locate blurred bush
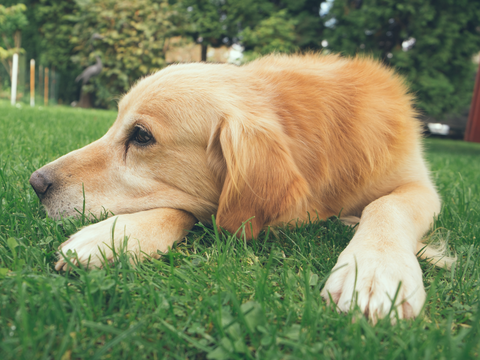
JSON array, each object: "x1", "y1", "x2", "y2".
[
  {"x1": 67, "y1": 0, "x2": 174, "y2": 108},
  {"x1": 36, "y1": 0, "x2": 82, "y2": 105},
  {"x1": 4, "y1": 0, "x2": 478, "y2": 115},
  {"x1": 0, "y1": 4, "x2": 28, "y2": 78},
  {"x1": 321, "y1": 0, "x2": 480, "y2": 117},
  {"x1": 177, "y1": 0, "x2": 279, "y2": 61},
  {"x1": 240, "y1": 9, "x2": 298, "y2": 61}
]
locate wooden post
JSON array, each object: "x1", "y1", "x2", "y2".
[
  {"x1": 44, "y1": 67, "x2": 49, "y2": 106},
  {"x1": 30, "y1": 59, "x2": 35, "y2": 106},
  {"x1": 52, "y1": 67, "x2": 56, "y2": 104},
  {"x1": 465, "y1": 63, "x2": 480, "y2": 143},
  {"x1": 11, "y1": 53, "x2": 19, "y2": 105},
  {"x1": 39, "y1": 65, "x2": 43, "y2": 101}
]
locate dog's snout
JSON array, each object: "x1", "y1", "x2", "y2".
[{"x1": 29, "y1": 170, "x2": 53, "y2": 198}]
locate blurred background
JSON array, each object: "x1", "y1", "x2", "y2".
[{"x1": 1, "y1": 0, "x2": 479, "y2": 137}]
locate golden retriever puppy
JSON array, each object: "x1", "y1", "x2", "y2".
[{"x1": 30, "y1": 54, "x2": 451, "y2": 322}]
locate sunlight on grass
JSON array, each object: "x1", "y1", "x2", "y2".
[{"x1": 1, "y1": 101, "x2": 479, "y2": 359}]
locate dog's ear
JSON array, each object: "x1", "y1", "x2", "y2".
[{"x1": 207, "y1": 116, "x2": 310, "y2": 239}]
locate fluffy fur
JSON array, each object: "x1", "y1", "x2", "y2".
[{"x1": 30, "y1": 54, "x2": 453, "y2": 322}]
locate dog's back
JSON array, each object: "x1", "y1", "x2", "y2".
[{"x1": 241, "y1": 54, "x2": 425, "y2": 221}]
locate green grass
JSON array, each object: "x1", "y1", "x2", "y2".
[{"x1": 1, "y1": 100, "x2": 479, "y2": 359}]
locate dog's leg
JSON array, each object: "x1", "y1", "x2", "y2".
[
  {"x1": 321, "y1": 181, "x2": 441, "y2": 322},
  {"x1": 55, "y1": 208, "x2": 196, "y2": 270}
]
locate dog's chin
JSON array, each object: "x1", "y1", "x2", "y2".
[
  {"x1": 42, "y1": 197, "x2": 108, "y2": 221},
  {"x1": 42, "y1": 207, "x2": 79, "y2": 220},
  {"x1": 46, "y1": 207, "x2": 114, "y2": 221}
]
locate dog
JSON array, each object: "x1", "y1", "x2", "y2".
[{"x1": 30, "y1": 54, "x2": 452, "y2": 322}]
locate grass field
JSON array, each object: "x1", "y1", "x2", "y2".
[{"x1": 1, "y1": 100, "x2": 479, "y2": 359}]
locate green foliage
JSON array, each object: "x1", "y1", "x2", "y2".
[
  {"x1": 241, "y1": 10, "x2": 298, "y2": 61},
  {"x1": 178, "y1": 0, "x2": 323, "y2": 60},
  {"x1": 178, "y1": 0, "x2": 274, "y2": 48},
  {"x1": 237, "y1": 0, "x2": 326, "y2": 61},
  {"x1": 0, "y1": 3, "x2": 28, "y2": 77},
  {"x1": 0, "y1": 3, "x2": 27, "y2": 36},
  {"x1": 274, "y1": 0, "x2": 324, "y2": 50},
  {"x1": 1, "y1": 102, "x2": 480, "y2": 359},
  {"x1": 36, "y1": 0, "x2": 81, "y2": 104},
  {"x1": 67, "y1": 0, "x2": 174, "y2": 108},
  {"x1": 6, "y1": 0, "x2": 479, "y2": 114},
  {"x1": 322, "y1": 0, "x2": 480, "y2": 117}
]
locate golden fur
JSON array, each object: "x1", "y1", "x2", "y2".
[{"x1": 30, "y1": 54, "x2": 452, "y2": 322}]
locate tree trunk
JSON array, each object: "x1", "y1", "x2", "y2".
[
  {"x1": 465, "y1": 63, "x2": 480, "y2": 143},
  {"x1": 201, "y1": 43, "x2": 208, "y2": 62}
]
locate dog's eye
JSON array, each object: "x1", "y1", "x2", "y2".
[{"x1": 132, "y1": 126, "x2": 154, "y2": 146}]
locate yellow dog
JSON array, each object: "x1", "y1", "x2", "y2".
[{"x1": 30, "y1": 54, "x2": 451, "y2": 322}]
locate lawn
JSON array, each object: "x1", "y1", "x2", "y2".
[{"x1": 1, "y1": 100, "x2": 479, "y2": 359}]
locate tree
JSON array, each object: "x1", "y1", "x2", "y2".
[
  {"x1": 0, "y1": 4, "x2": 28, "y2": 78},
  {"x1": 240, "y1": 9, "x2": 298, "y2": 61},
  {"x1": 322, "y1": 0, "x2": 480, "y2": 117},
  {"x1": 0, "y1": 0, "x2": 82, "y2": 104},
  {"x1": 68, "y1": 0, "x2": 175, "y2": 108},
  {"x1": 178, "y1": 0, "x2": 275, "y2": 61},
  {"x1": 177, "y1": 0, "x2": 326, "y2": 61},
  {"x1": 274, "y1": 0, "x2": 324, "y2": 50},
  {"x1": 36, "y1": 0, "x2": 81, "y2": 104}
]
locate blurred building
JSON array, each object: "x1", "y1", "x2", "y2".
[{"x1": 165, "y1": 37, "x2": 243, "y2": 64}]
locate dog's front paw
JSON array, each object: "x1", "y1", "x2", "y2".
[
  {"x1": 320, "y1": 244, "x2": 426, "y2": 323},
  {"x1": 55, "y1": 216, "x2": 125, "y2": 270},
  {"x1": 54, "y1": 208, "x2": 196, "y2": 271}
]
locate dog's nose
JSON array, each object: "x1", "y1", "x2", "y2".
[{"x1": 29, "y1": 170, "x2": 53, "y2": 198}]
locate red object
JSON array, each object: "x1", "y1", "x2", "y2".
[{"x1": 465, "y1": 63, "x2": 480, "y2": 143}]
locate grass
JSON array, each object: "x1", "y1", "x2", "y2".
[{"x1": 0, "y1": 100, "x2": 479, "y2": 359}]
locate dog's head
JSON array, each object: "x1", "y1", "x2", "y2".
[{"x1": 30, "y1": 62, "x2": 309, "y2": 238}]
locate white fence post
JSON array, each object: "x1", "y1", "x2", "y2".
[
  {"x1": 30, "y1": 59, "x2": 35, "y2": 107},
  {"x1": 11, "y1": 53, "x2": 19, "y2": 106}
]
